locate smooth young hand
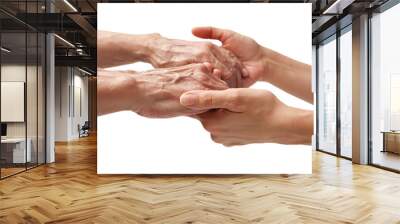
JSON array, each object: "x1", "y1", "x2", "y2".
[
  {"x1": 192, "y1": 27, "x2": 313, "y2": 103},
  {"x1": 180, "y1": 88, "x2": 313, "y2": 146},
  {"x1": 192, "y1": 27, "x2": 265, "y2": 87}
]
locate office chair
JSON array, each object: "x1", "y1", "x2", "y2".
[{"x1": 79, "y1": 121, "x2": 90, "y2": 138}]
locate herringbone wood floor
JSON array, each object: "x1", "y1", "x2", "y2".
[{"x1": 1, "y1": 135, "x2": 400, "y2": 224}]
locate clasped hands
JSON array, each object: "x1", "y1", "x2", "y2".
[{"x1": 98, "y1": 27, "x2": 313, "y2": 146}]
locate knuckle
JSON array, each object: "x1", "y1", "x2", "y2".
[
  {"x1": 196, "y1": 63, "x2": 208, "y2": 73},
  {"x1": 229, "y1": 90, "x2": 241, "y2": 102},
  {"x1": 216, "y1": 81, "x2": 229, "y2": 90},
  {"x1": 200, "y1": 94, "x2": 213, "y2": 107},
  {"x1": 227, "y1": 90, "x2": 243, "y2": 108},
  {"x1": 157, "y1": 60, "x2": 169, "y2": 68},
  {"x1": 261, "y1": 90, "x2": 276, "y2": 104},
  {"x1": 262, "y1": 90, "x2": 273, "y2": 98},
  {"x1": 197, "y1": 73, "x2": 208, "y2": 82}
]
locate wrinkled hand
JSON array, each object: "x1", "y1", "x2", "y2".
[
  {"x1": 148, "y1": 35, "x2": 245, "y2": 88},
  {"x1": 192, "y1": 27, "x2": 265, "y2": 87},
  {"x1": 180, "y1": 88, "x2": 313, "y2": 146},
  {"x1": 136, "y1": 63, "x2": 229, "y2": 118}
]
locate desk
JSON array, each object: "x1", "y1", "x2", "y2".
[
  {"x1": 382, "y1": 131, "x2": 400, "y2": 154},
  {"x1": 1, "y1": 138, "x2": 31, "y2": 163}
]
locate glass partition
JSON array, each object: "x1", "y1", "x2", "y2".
[
  {"x1": 339, "y1": 28, "x2": 352, "y2": 158},
  {"x1": 0, "y1": 1, "x2": 46, "y2": 179},
  {"x1": 27, "y1": 31, "x2": 38, "y2": 169},
  {"x1": 1, "y1": 30, "x2": 28, "y2": 177},
  {"x1": 317, "y1": 36, "x2": 337, "y2": 154},
  {"x1": 26, "y1": 0, "x2": 42, "y2": 169},
  {"x1": 38, "y1": 32, "x2": 45, "y2": 165}
]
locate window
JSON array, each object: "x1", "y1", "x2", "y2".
[
  {"x1": 370, "y1": 2, "x2": 400, "y2": 171},
  {"x1": 339, "y1": 28, "x2": 352, "y2": 158},
  {"x1": 317, "y1": 36, "x2": 337, "y2": 154}
]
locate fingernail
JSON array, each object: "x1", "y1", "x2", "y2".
[
  {"x1": 242, "y1": 68, "x2": 249, "y2": 78},
  {"x1": 181, "y1": 93, "x2": 198, "y2": 106}
]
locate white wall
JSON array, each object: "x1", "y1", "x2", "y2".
[
  {"x1": 55, "y1": 67, "x2": 89, "y2": 141},
  {"x1": 55, "y1": 66, "x2": 70, "y2": 141},
  {"x1": 1, "y1": 65, "x2": 37, "y2": 138}
]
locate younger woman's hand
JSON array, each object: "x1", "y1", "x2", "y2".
[{"x1": 180, "y1": 88, "x2": 313, "y2": 146}]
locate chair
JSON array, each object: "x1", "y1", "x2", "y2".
[{"x1": 79, "y1": 121, "x2": 90, "y2": 138}]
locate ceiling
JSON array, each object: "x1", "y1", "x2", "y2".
[{"x1": 0, "y1": 0, "x2": 393, "y2": 72}]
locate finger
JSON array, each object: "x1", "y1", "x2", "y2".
[
  {"x1": 212, "y1": 68, "x2": 222, "y2": 79},
  {"x1": 242, "y1": 77, "x2": 255, "y2": 87},
  {"x1": 209, "y1": 48, "x2": 231, "y2": 80},
  {"x1": 234, "y1": 72, "x2": 242, "y2": 89},
  {"x1": 202, "y1": 62, "x2": 213, "y2": 73},
  {"x1": 180, "y1": 89, "x2": 244, "y2": 112},
  {"x1": 241, "y1": 68, "x2": 249, "y2": 78},
  {"x1": 209, "y1": 46, "x2": 246, "y2": 85},
  {"x1": 192, "y1": 26, "x2": 234, "y2": 44}
]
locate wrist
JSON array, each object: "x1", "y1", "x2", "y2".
[
  {"x1": 116, "y1": 73, "x2": 141, "y2": 112},
  {"x1": 259, "y1": 46, "x2": 277, "y2": 83},
  {"x1": 144, "y1": 33, "x2": 164, "y2": 66},
  {"x1": 282, "y1": 106, "x2": 314, "y2": 145},
  {"x1": 98, "y1": 71, "x2": 139, "y2": 115}
]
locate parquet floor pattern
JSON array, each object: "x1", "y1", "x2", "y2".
[{"x1": 1, "y1": 135, "x2": 400, "y2": 223}]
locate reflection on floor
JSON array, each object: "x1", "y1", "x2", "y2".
[
  {"x1": 0, "y1": 162, "x2": 42, "y2": 178},
  {"x1": 0, "y1": 135, "x2": 400, "y2": 223},
  {"x1": 373, "y1": 150, "x2": 400, "y2": 171},
  {"x1": 0, "y1": 167, "x2": 25, "y2": 178}
]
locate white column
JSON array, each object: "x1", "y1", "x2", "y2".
[
  {"x1": 46, "y1": 33, "x2": 55, "y2": 163},
  {"x1": 45, "y1": 0, "x2": 56, "y2": 163},
  {"x1": 352, "y1": 14, "x2": 369, "y2": 164}
]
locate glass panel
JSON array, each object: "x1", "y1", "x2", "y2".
[
  {"x1": 371, "y1": 3, "x2": 400, "y2": 171},
  {"x1": 0, "y1": 1, "x2": 46, "y2": 178},
  {"x1": 38, "y1": 32, "x2": 45, "y2": 165},
  {"x1": 26, "y1": 0, "x2": 38, "y2": 169},
  {"x1": 27, "y1": 31, "x2": 38, "y2": 169},
  {"x1": 318, "y1": 37, "x2": 337, "y2": 154},
  {"x1": 1, "y1": 30, "x2": 27, "y2": 177},
  {"x1": 340, "y1": 29, "x2": 352, "y2": 158}
]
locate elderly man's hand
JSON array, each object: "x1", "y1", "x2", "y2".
[
  {"x1": 147, "y1": 35, "x2": 245, "y2": 88},
  {"x1": 180, "y1": 88, "x2": 313, "y2": 146},
  {"x1": 98, "y1": 63, "x2": 229, "y2": 117},
  {"x1": 134, "y1": 63, "x2": 229, "y2": 118}
]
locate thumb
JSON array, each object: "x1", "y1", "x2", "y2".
[
  {"x1": 192, "y1": 26, "x2": 234, "y2": 44},
  {"x1": 180, "y1": 89, "x2": 244, "y2": 112}
]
